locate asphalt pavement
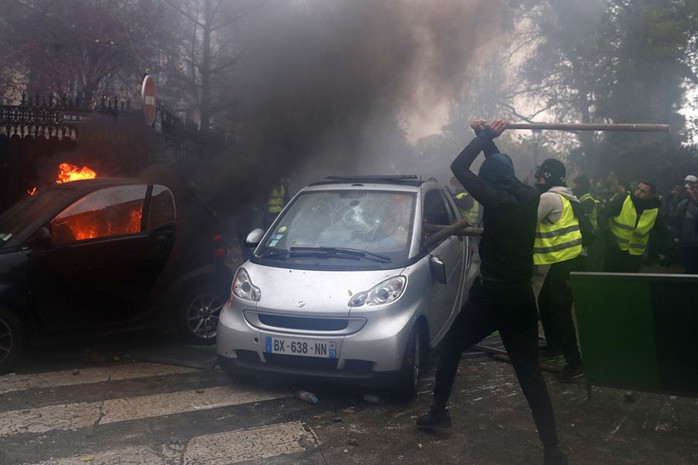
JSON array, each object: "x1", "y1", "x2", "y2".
[
  {"x1": 21, "y1": 327, "x2": 695, "y2": 465},
  {"x1": 14, "y1": 260, "x2": 696, "y2": 465}
]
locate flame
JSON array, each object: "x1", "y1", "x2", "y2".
[
  {"x1": 52, "y1": 200, "x2": 144, "y2": 244},
  {"x1": 57, "y1": 163, "x2": 97, "y2": 183}
]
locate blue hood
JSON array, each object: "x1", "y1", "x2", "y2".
[{"x1": 478, "y1": 153, "x2": 518, "y2": 190}]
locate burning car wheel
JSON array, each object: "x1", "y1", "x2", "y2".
[
  {"x1": 176, "y1": 287, "x2": 226, "y2": 345},
  {"x1": 0, "y1": 309, "x2": 24, "y2": 374}
]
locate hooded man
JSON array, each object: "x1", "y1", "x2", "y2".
[
  {"x1": 534, "y1": 159, "x2": 586, "y2": 381},
  {"x1": 416, "y1": 121, "x2": 569, "y2": 465},
  {"x1": 599, "y1": 181, "x2": 670, "y2": 272}
]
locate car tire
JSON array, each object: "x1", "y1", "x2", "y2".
[
  {"x1": 395, "y1": 324, "x2": 422, "y2": 400},
  {"x1": 0, "y1": 309, "x2": 25, "y2": 374},
  {"x1": 175, "y1": 286, "x2": 226, "y2": 345}
]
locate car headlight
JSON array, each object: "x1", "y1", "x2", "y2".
[
  {"x1": 231, "y1": 268, "x2": 261, "y2": 302},
  {"x1": 348, "y1": 276, "x2": 406, "y2": 307}
]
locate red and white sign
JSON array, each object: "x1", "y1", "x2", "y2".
[{"x1": 141, "y1": 75, "x2": 156, "y2": 126}]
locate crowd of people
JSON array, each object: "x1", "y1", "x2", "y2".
[{"x1": 418, "y1": 119, "x2": 698, "y2": 465}]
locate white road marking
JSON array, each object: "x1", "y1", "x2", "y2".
[
  {"x1": 183, "y1": 421, "x2": 316, "y2": 464},
  {"x1": 0, "y1": 385, "x2": 287, "y2": 437},
  {"x1": 20, "y1": 421, "x2": 316, "y2": 465},
  {"x1": 0, "y1": 363, "x2": 198, "y2": 394}
]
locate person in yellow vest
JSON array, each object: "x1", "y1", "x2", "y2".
[
  {"x1": 264, "y1": 178, "x2": 290, "y2": 229},
  {"x1": 599, "y1": 181, "x2": 670, "y2": 273},
  {"x1": 572, "y1": 175, "x2": 603, "y2": 271},
  {"x1": 534, "y1": 158, "x2": 586, "y2": 382},
  {"x1": 449, "y1": 177, "x2": 483, "y2": 225}
]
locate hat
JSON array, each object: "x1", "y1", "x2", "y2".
[
  {"x1": 535, "y1": 158, "x2": 566, "y2": 186},
  {"x1": 684, "y1": 174, "x2": 697, "y2": 184}
]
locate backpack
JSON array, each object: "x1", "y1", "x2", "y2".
[{"x1": 570, "y1": 200, "x2": 596, "y2": 247}]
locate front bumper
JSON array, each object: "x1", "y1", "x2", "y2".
[{"x1": 216, "y1": 297, "x2": 420, "y2": 387}]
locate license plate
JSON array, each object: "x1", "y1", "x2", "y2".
[{"x1": 265, "y1": 336, "x2": 337, "y2": 359}]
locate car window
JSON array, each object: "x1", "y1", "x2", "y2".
[
  {"x1": 261, "y1": 189, "x2": 415, "y2": 260},
  {"x1": 49, "y1": 185, "x2": 148, "y2": 245},
  {"x1": 440, "y1": 190, "x2": 459, "y2": 223},
  {"x1": 146, "y1": 185, "x2": 176, "y2": 231},
  {"x1": 422, "y1": 189, "x2": 458, "y2": 243},
  {"x1": 423, "y1": 190, "x2": 452, "y2": 227}
]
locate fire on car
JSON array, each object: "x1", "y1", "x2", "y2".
[{"x1": 0, "y1": 174, "x2": 232, "y2": 373}]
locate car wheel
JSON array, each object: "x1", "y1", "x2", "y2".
[
  {"x1": 395, "y1": 324, "x2": 422, "y2": 400},
  {"x1": 176, "y1": 287, "x2": 226, "y2": 345},
  {"x1": 0, "y1": 309, "x2": 24, "y2": 374}
]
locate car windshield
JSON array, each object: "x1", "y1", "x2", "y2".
[
  {"x1": 257, "y1": 189, "x2": 416, "y2": 269},
  {"x1": 0, "y1": 190, "x2": 70, "y2": 247}
]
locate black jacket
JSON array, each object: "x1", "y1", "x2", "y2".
[{"x1": 450, "y1": 135, "x2": 540, "y2": 282}]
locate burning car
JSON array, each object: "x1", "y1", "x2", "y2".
[
  {"x1": 216, "y1": 175, "x2": 479, "y2": 398},
  {"x1": 0, "y1": 177, "x2": 233, "y2": 373}
]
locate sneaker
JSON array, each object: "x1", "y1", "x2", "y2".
[
  {"x1": 543, "y1": 447, "x2": 569, "y2": 465},
  {"x1": 416, "y1": 405, "x2": 452, "y2": 430},
  {"x1": 556, "y1": 363, "x2": 584, "y2": 382}
]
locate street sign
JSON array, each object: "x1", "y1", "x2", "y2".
[{"x1": 141, "y1": 75, "x2": 156, "y2": 126}]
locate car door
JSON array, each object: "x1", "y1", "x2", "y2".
[
  {"x1": 422, "y1": 188, "x2": 468, "y2": 342},
  {"x1": 29, "y1": 184, "x2": 176, "y2": 333}
]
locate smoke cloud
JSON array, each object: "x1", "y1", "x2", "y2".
[{"x1": 195, "y1": 0, "x2": 505, "y2": 230}]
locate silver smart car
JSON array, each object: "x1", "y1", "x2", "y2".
[{"x1": 217, "y1": 175, "x2": 479, "y2": 397}]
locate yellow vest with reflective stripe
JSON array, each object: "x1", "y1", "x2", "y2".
[
  {"x1": 609, "y1": 194, "x2": 658, "y2": 256},
  {"x1": 578, "y1": 193, "x2": 600, "y2": 229},
  {"x1": 454, "y1": 192, "x2": 481, "y2": 224},
  {"x1": 267, "y1": 184, "x2": 286, "y2": 214},
  {"x1": 533, "y1": 195, "x2": 583, "y2": 265}
]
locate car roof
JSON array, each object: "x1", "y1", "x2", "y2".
[{"x1": 42, "y1": 177, "x2": 149, "y2": 193}]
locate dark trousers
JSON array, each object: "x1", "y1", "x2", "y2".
[
  {"x1": 603, "y1": 242, "x2": 642, "y2": 272},
  {"x1": 433, "y1": 279, "x2": 560, "y2": 448},
  {"x1": 538, "y1": 256, "x2": 585, "y2": 367}
]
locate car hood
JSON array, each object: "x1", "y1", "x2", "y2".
[{"x1": 241, "y1": 261, "x2": 407, "y2": 318}]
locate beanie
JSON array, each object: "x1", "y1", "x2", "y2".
[{"x1": 536, "y1": 158, "x2": 566, "y2": 186}]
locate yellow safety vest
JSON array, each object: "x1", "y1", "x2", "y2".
[
  {"x1": 267, "y1": 184, "x2": 286, "y2": 214},
  {"x1": 533, "y1": 195, "x2": 583, "y2": 265},
  {"x1": 609, "y1": 195, "x2": 658, "y2": 256},
  {"x1": 454, "y1": 192, "x2": 481, "y2": 224},
  {"x1": 578, "y1": 193, "x2": 600, "y2": 229}
]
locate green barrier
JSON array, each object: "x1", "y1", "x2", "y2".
[{"x1": 570, "y1": 272, "x2": 698, "y2": 397}]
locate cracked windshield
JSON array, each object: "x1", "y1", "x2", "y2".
[{"x1": 262, "y1": 190, "x2": 415, "y2": 261}]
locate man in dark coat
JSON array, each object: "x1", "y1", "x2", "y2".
[{"x1": 416, "y1": 120, "x2": 568, "y2": 465}]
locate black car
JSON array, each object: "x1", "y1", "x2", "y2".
[{"x1": 0, "y1": 178, "x2": 233, "y2": 373}]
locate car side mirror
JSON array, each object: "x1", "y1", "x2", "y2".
[
  {"x1": 430, "y1": 255, "x2": 447, "y2": 285},
  {"x1": 245, "y1": 228, "x2": 265, "y2": 248}
]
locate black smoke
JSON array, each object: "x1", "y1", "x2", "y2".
[{"x1": 200, "y1": 1, "x2": 504, "y2": 205}]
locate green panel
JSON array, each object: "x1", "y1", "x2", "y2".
[{"x1": 571, "y1": 273, "x2": 661, "y2": 389}]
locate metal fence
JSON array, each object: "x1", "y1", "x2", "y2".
[{"x1": 0, "y1": 92, "x2": 214, "y2": 211}]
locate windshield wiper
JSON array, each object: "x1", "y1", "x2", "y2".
[
  {"x1": 289, "y1": 246, "x2": 391, "y2": 263},
  {"x1": 256, "y1": 248, "x2": 291, "y2": 260}
]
